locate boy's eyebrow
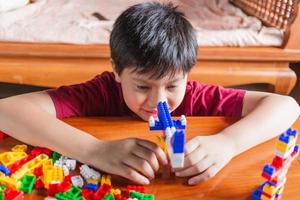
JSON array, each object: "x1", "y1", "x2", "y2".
[{"x1": 132, "y1": 77, "x2": 182, "y2": 84}]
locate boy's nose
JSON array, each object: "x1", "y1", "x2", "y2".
[{"x1": 148, "y1": 90, "x2": 167, "y2": 107}]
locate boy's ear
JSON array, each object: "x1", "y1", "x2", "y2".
[{"x1": 111, "y1": 59, "x2": 121, "y2": 82}]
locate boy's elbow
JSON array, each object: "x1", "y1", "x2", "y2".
[{"x1": 282, "y1": 95, "x2": 300, "y2": 116}]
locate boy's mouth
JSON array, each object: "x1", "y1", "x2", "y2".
[{"x1": 142, "y1": 109, "x2": 157, "y2": 115}]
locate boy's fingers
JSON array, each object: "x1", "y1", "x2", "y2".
[
  {"x1": 184, "y1": 138, "x2": 200, "y2": 155},
  {"x1": 187, "y1": 163, "x2": 220, "y2": 185},
  {"x1": 133, "y1": 145, "x2": 159, "y2": 172},
  {"x1": 175, "y1": 156, "x2": 212, "y2": 177},
  {"x1": 174, "y1": 146, "x2": 206, "y2": 172},
  {"x1": 137, "y1": 140, "x2": 168, "y2": 165},
  {"x1": 122, "y1": 154, "x2": 155, "y2": 180},
  {"x1": 119, "y1": 164, "x2": 150, "y2": 185}
]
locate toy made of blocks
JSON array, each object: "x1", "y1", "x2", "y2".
[
  {"x1": 93, "y1": 184, "x2": 112, "y2": 200},
  {"x1": 79, "y1": 165, "x2": 100, "y2": 181},
  {"x1": 275, "y1": 129, "x2": 298, "y2": 158},
  {"x1": 7, "y1": 154, "x2": 35, "y2": 174},
  {"x1": 43, "y1": 167, "x2": 63, "y2": 189},
  {"x1": 84, "y1": 183, "x2": 98, "y2": 192},
  {"x1": 11, "y1": 145, "x2": 28, "y2": 153},
  {"x1": 0, "y1": 165, "x2": 10, "y2": 176},
  {"x1": 149, "y1": 101, "x2": 186, "y2": 168},
  {"x1": 0, "y1": 152, "x2": 27, "y2": 166},
  {"x1": 71, "y1": 176, "x2": 84, "y2": 188},
  {"x1": 20, "y1": 174, "x2": 36, "y2": 193},
  {"x1": 0, "y1": 176, "x2": 20, "y2": 190},
  {"x1": 100, "y1": 175, "x2": 111, "y2": 186},
  {"x1": 0, "y1": 131, "x2": 7, "y2": 140},
  {"x1": 129, "y1": 191, "x2": 154, "y2": 200},
  {"x1": 3, "y1": 189, "x2": 24, "y2": 200},
  {"x1": 11, "y1": 153, "x2": 49, "y2": 181}
]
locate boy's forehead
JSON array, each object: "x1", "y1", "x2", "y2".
[{"x1": 127, "y1": 68, "x2": 186, "y2": 82}]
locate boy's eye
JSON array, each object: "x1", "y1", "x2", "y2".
[
  {"x1": 167, "y1": 85, "x2": 177, "y2": 89},
  {"x1": 137, "y1": 85, "x2": 150, "y2": 90}
]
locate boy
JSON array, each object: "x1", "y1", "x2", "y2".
[{"x1": 0, "y1": 2, "x2": 299, "y2": 186}]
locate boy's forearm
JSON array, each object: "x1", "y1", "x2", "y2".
[
  {"x1": 221, "y1": 96, "x2": 300, "y2": 156},
  {"x1": 0, "y1": 98, "x2": 101, "y2": 165}
]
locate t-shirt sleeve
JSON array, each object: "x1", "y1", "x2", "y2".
[
  {"x1": 189, "y1": 81, "x2": 246, "y2": 117},
  {"x1": 47, "y1": 72, "x2": 115, "y2": 119}
]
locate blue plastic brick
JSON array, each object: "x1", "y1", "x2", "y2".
[
  {"x1": 172, "y1": 131, "x2": 185, "y2": 153},
  {"x1": 0, "y1": 165, "x2": 10, "y2": 176},
  {"x1": 84, "y1": 183, "x2": 98, "y2": 192},
  {"x1": 263, "y1": 164, "x2": 275, "y2": 176},
  {"x1": 279, "y1": 133, "x2": 290, "y2": 144}
]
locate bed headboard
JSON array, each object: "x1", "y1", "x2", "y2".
[{"x1": 231, "y1": 0, "x2": 300, "y2": 46}]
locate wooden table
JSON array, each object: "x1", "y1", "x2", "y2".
[{"x1": 0, "y1": 117, "x2": 299, "y2": 200}]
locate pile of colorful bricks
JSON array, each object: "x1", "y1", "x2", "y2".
[
  {"x1": 0, "y1": 141, "x2": 155, "y2": 200},
  {"x1": 252, "y1": 128, "x2": 300, "y2": 200}
]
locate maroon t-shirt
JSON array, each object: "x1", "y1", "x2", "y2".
[{"x1": 47, "y1": 72, "x2": 245, "y2": 119}]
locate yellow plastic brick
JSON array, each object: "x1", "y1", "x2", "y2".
[
  {"x1": 101, "y1": 175, "x2": 111, "y2": 186},
  {"x1": 11, "y1": 154, "x2": 48, "y2": 181},
  {"x1": 0, "y1": 152, "x2": 27, "y2": 166},
  {"x1": 86, "y1": 178, "x2": 98, "y2": 185},
  {"x1": 0, "y1": 176, "x2": 21, "y2": 189},
  {"x1": 11, "y1": 144, "x2": 28, "y2": 153},
  {"x1": 42, "y1": 159, "x2": 53, "y2": 174}
]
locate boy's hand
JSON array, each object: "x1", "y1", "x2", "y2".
[
  {"x1": 93, "y1": 138, "x2": 168, "y2": 185},
  {"x1": 174, "y1": 133, "x2": 236, "y2": 185}
]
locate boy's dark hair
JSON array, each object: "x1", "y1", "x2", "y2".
[{"x1": 110, "y1": 2, "x2": 198, "y2": 79}]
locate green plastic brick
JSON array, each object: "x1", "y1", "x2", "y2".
[
  {"x1": 20, "y1": 174, "x2": 36, "y2": 193},
  {"x1": 52, "y1": 151, "x2": 61, "y2": 162},
  {"x1": 0, "y1": 192, "x2": 5, "y2": 200},
  {"x1": 103, "y1": 193, "x2": 115, "y2": 200},
  {"x1": 66, "y1": 186, "x2": 81, "y2": 198}
]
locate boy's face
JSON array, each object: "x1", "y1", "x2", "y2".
[{"x1": 114, "y1": 68, "x2": 188, "y2": 121}]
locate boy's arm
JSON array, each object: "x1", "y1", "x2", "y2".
[
  {"x1": 0, "y1": 91, "x2": 100, "y2": 165},
  {"x1": 222, "y1": 91, "x2": 300, "y2": 156},
  {"x1": 175, "y1": 91, "x2": 300, "y2": 185},
  {"x1": 0, "y1": 91, "x2": 167, "y2": 184}
]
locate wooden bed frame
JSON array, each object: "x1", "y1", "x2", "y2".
[{"x1": 0, "y1": 4, "x2": 299, "y2": 95}]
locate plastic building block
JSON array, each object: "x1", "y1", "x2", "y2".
[
  {"x1": 66, "y1": 186, "x2": 82, "y2": 199},
  {"x1": 65, "y1": 159, "x2": 76, "y2": 171},
  {"x1": 30, "y1": 147, "x2": 43, "y2": 156},
  {"x1": 3, "y1": 189, "x2": 23, "y2": 200},
  {"x1": 0, "y1": 152, "x2": 27, "y2": 167},
  {"x1": 57, "y1": 179, "x2": 72, "y2": 193},
  {"x1": 149, "y1": 101, "x2": 186, "y2": 168},
  {"x1": 0, "y1": 175, "x2": 20, "y2": 189},
  {"x1": 86, "y1": 178, "x2": 98, "y2": 185},
  {"x1": 34, "y1": 178, "x2": 44, "y2": 189},
  {"x1": 103, "y1": 193, "x2": 115, "y2": 200},
  {"x1": 252, "y1": 128, "x2": 299, "y2": 200},
  {"x1": 7, "y1": 154, "x2": 35, "y2": 174},
  {"x1": 100, "y1": 175, "x2": 111, "y2": 186},
  {"x1": 48, "y1": 183, "x2": 60, "y2": 196},
  {"x1": 84, "y1": 183, "x2": 98, "y2": 192},
  {"x1": 52, "y1": 152, "x2": 61, "y2": 163},
  {"x1": 33, "y1": 166, "x2": 43, "y2": 177},
  {"x1": 20, "y1": 174, "x2": 36, "y2": 193},
  {"x1": 81, "y1": 189, "x2": 94, "y2": 200},
  {"x1": 0, "y1": 184, "x2": 6, "y2": 192},
  {"x1": 0, "y1": 131, "x2": 7, "y2": 140},
  {"x1": 43, "y1": 167, "x2": 63, "y2": 189},
  {"x1": 93, "y1": 184, "x2": 112, "y2": 200},
  {"x1": 70, "y1": 176, "x2": 84, "y2": 188},
  {"x1": 11, "y1": 145, "x2": 27, "y2": 153},
  {"x1": 79, "y1": 165, "x2": 100, "y2": 180},
  {"x1": 42, "y1": 148, "x2": 53, "y2": 157},
  {"x1": 0, "y1": 192, "x2": 4, "y2": 200},
  {"x1": 0, "y1": 165, "x2": 10, "y2": 176}
]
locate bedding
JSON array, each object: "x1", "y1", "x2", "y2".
[{"x1": 0, "y1": 0, "x2": 283, "y2": 46}]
